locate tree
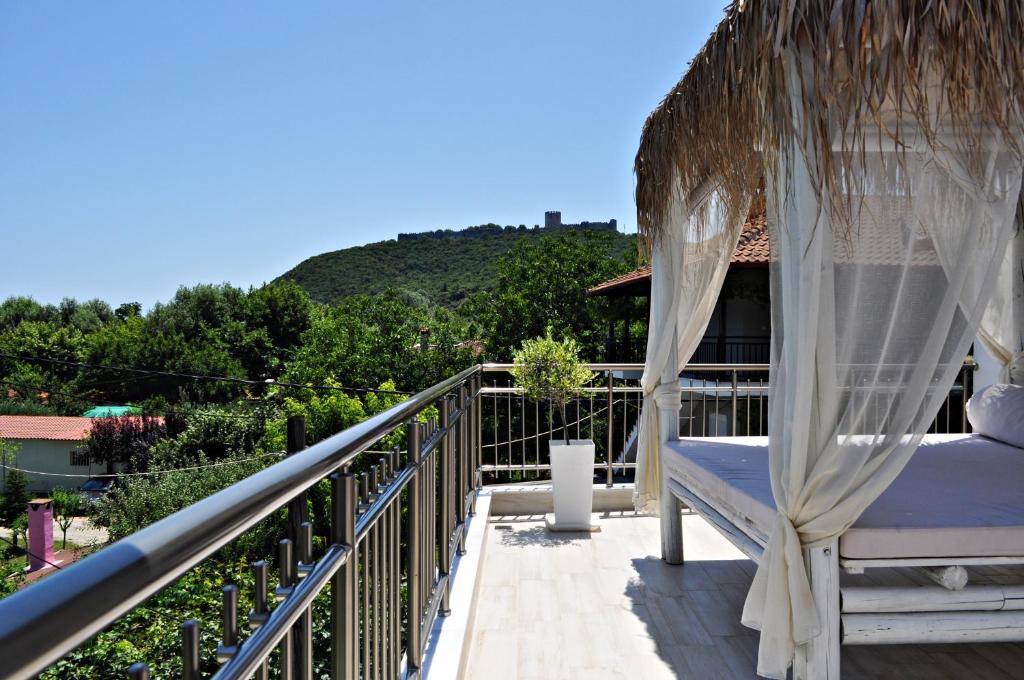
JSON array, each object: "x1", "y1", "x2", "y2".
[
  {"x1": 284, "y1": 290, "x2": 476, "y2": 394},
  {"x1": 469, "y1": 231, "x2": 635, "y2": 361},
  {"x1": 510, "y1": 331, "x2": 595, "y2": 444},
  {"x1": 114, "y1": 301, "x2": 142, "y2": 321},
  {"x1": 8, "y1": 512, "x2": 27, "y2": 551},
  {"x1": 50, "y1": 487, "x2": 83, "y2": 549},
  {"x1": 86, "y1": 416, "x2": 167, "y2": 474},
  {"x1": 0, "y1": 296, "x2": 57, "y2": 332},
  {"x1": 1, "y1": 438, "x2": 29, "y2": 533}
]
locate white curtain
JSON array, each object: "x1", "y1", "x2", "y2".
[
  {"x1": 978, "y1": 216, "x2": 1024, "y2": 384},
  {"x1": 740, "y1": 134, "x2": 1024, "y2": 677},
  {"x1": 634, "y1": 187, "x2": 748, "y2": 514}
]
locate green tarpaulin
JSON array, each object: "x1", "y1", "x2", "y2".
[{"x1": 82, "y1": 405, "x2": 142, "y2": 418}]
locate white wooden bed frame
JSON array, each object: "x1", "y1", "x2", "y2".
[{"x1": 656, "y1": 405, "x2": 1024, "y2": 679}]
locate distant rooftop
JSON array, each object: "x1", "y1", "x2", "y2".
[
  {"x1": 0, "y1": 416, "x2": 94, "y2": 441},
  {"x1": 587, "y1": 213, "x2": 768, "y2": 297}
]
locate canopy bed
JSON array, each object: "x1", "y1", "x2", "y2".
[{"x1": 632, "y1": 2, "x2": 1024, "y2": 678}]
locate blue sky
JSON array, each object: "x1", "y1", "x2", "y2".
[{"x1": 0, "y1": 2, "x2": 723, "y2": 308}]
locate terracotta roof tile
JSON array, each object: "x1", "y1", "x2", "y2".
[
  {"x1": 586, "y1": 266, "x2": 653, "y2": 295},
  {"x1": 587, "y1": 214, "x2": 769, "y2": 296},
  {"x1": 731, "y1": 213, "x2": 769, "y2": 264},
  {"x1": 0, "y1": 416, "x2": 94, "y2": 441}
]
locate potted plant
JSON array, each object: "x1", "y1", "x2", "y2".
[{"x1": 511, "y1": 331, "x2": 598, "y2": 531}]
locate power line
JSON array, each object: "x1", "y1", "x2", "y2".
[
  {"x1": 0, "y1": 352, "x2": 411, "y2": 396},
  {"x1": 0, "y1": 535, "x2": 63, "y2": 571},
  {"x1": 0, "y1": 378, "x2": 365, "y2": 421},
  {"x1": 0, "y1": 379, "x2": 274, "y2": 421},
  {"x1": 0, "y1": 452, "x2": 286, "y2": 479}
]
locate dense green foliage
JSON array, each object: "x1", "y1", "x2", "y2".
[
  {"x1": 50, "y1": 487, "x2": 83, "y2": 549},
  {"x1": 86, "y1": 416, "x2": 167, "y2": 474},
  {"x1": 464, "y1": 230, "x2": 638, "y2": 360},
  {"x1": 0, "y1": 226, "x2": 640, "y2": 676},
  {"x1": 0, "y1": 469, "x2": 28, "y2": 529},
  {"x1": 277, "y1": 224, "x2": 635, "y2": 307},
  {"x1": 0, "y1": 230, "x2": 636, "y2": 420}
]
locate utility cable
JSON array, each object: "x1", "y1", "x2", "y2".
[
  {"x1": 0, "y1": 534, "x2": 64, "y2": 571},
  {"x1": 0, "y1": 352, "x2": 411, "y2": 395},
  {"x1": 0, "y1": 452, "x2": 286, "y2": 479}
]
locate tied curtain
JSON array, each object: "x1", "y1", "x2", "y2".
[
  {"x1": 740, "y1": 127, "x2": 1024, "y2": 679},
  {"x1": 634, "y1": 187, "x2": 748, "y2": 515},
  {"x1": 979, "y1": 217, "x2": 1024, "y2": 384}
]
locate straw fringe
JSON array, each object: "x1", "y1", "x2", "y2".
[{"x1": 635, "y1": 0, "x2": 1024, "y2": 246}]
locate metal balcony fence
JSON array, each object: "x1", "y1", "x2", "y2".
[
  {"x1": 0, "y1": 360, "x2": 976, "y2": 678},
  {"x1": 480, "y1": 361, "x2": 976, "y2": 484},
  {"x1": 604, "y1": 336, "x2": 773, "y2": 365},
  {"x1": 0, "y1": 365, "x2": 484, "y2": 680}
]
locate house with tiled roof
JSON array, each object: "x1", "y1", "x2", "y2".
[
  {"x1": 589, "y1": 212, "x2": 771, "y2": 364},
  {"x1": 0, "y1": 416, "x2": 101, "y2": 493}
]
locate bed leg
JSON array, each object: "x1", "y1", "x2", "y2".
[
  {"x1": 660, "y1": 476, "x2": 683, "y2": 565},
  {"x1": 794, "y1": 539, "x2": 840, "y2": 680}
]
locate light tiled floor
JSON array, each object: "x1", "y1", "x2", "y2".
[{"x1": 463, "y1": 511, "x2": 1024, "y2": 680}]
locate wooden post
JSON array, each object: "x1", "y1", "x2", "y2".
[
  {"x1": 794, "y1": 540, "x2": 840, "y2": 679},
  {"x1": 658, "y1": 338, "x2": 683, "y2": 565}
]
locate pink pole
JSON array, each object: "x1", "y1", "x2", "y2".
[{"x1": 27, "y1": 499, "x2": 55, "y2": 571}]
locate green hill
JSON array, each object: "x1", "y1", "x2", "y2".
[{"x1": 277, "y1": 224, "x2": 636, "y2": 307}]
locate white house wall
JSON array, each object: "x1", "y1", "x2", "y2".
[{"x1": 0, "y1": 439, "x2": 107, "y2": 494}]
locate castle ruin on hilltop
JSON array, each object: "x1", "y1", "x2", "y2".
[{"x1": 397, "y1": 211, "x2": 618, "y2": 241}]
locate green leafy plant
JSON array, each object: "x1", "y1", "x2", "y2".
[
  {"x1": 9, "y1": 512, "x2": 27, "y2": 551},
  {"x1": 50, "y1": 487, "x2": 84, "y2": 550},
  {"x1": 1, "y1": 439, "x2": 29, "y2": 533},
  {"x1": 510, "y1": 331, "x2": 594, "y2": 445}
]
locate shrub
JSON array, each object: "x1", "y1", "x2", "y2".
[{"x1": 510, "y1": 331, "x2": 594, "y2": 444}]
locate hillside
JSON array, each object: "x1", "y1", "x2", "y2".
[{"x1": 277, "y1": 224, "x2": 636, "y2": 307}]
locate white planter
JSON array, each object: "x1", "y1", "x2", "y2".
[{"x1": 546, "y1": 439, "x2": 599, "y2": 532}]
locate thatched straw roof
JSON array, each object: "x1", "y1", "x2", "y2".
[{"x1": 635, "y1": 0, "x2": 1024, "y2": 244}]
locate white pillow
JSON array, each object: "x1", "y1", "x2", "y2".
[{"x1": 966, "y1": 383, "x2": 1024, "y2": 449}]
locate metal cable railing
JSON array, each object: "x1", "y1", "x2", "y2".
[
  {"x1": 479, "y1": 361, "x2": 977, "y2": 485},
  {"x1": 0, "y1": 360, "x2": 976, "y2": 677},
  {"x1": 0, "y1": 365, "x2": 484, "y2": 680}
]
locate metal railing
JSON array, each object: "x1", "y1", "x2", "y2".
[
  {"x1": 0, "y1": 360, "x2": 977, "y2": 677},
  {"x1": 604, "y1": 336, "x2": 773, "y2": 365},
  {"x1": 0, "y1": 365, "x2": 484, "y2": 680},
  {"x1": 480, "y1": 361, "x2": 976, "y2": 485},
  {"x1": 691, "y1": 336, "x2": 772, "y2": 365}
]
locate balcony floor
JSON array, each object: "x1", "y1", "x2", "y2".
[{"x1": 463, "y1": 512, "x2": 1024, "y2": 680}]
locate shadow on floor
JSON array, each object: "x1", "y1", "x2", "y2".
[
  {"x1": 492, "y1": 523, "x2": 595, "y2": 547},
  {"x1": 625, "y1": 556, "x2": 763, "y2": 679},
  {"x1": 625, "y1": 556, "x2": 1024, "y2": 679}
]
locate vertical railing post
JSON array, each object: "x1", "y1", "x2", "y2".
[
  {"x1": 457, "y1": 384, "x2": 468, "y2": 555},
  {"x1": 276, "y1": 539, "x2": 295, "y2": 680},
  {"x1": 606, "y1": 371, "x2": 614, "y2": 487},
  {"x1": 249, "y1": 560, "x2": 270, "y2": 680},
  {"x1": 405, "y1": 419, "x2": 424, "y2": 672},
  {"x1": 963, "y1": 362, "x2": 974, "y2": 433},
  {"x1": 284, "y1": 415, "x2": 309, "y2": 680},
  {"x1": 468, "y1": 374, "x2": 478, "y2": 517},
  {"x1": 216, "y1": 584, "x2": 239, "y2": 663},
  {"x1": 439, "y1": 396, "x2": 452, "y2": 616},
  {"x1": 731, "y1": 369, "x2": 739, "y2": 436},
  {"x1": 286, "y1": 416, "x2": 309, "y2": 540},
  {"x1": 474, "y1": 373, "x2": 483, "y2": 497},
  {"x1": 181, "y1": 620, "x2": 200, "y2": 680},
  {"x1": 127, "y1": 663, "x2": 149, "y2": 680}
]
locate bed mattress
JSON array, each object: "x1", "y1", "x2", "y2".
[{"x1": 663, "y1": 434, "x2": 1024, "y2": 560}]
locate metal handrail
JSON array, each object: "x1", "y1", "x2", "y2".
[
  {"x1": 479, "y1": 361, "x2": 976, "y2": 483},
  {"x1": 0, "y1": 364, "x2": 482, "y2": 680},
  {"x1": 482, "y1": 362, "x2": 771, "y2": 372}
]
